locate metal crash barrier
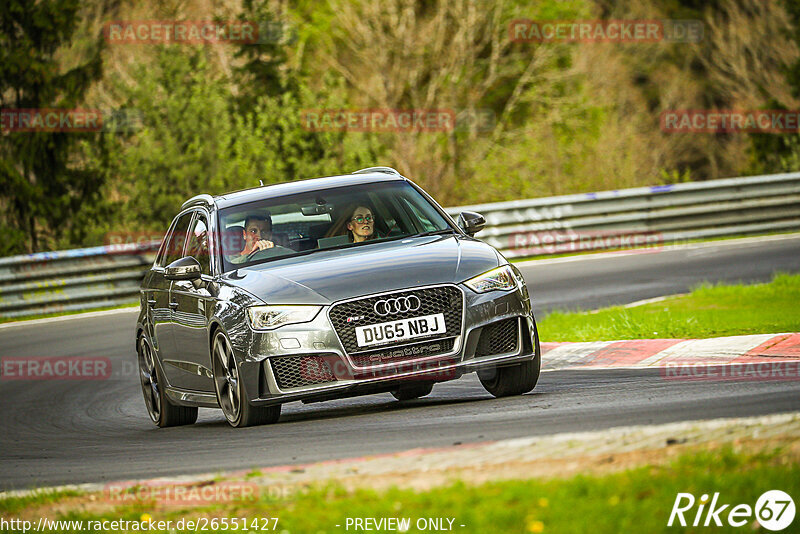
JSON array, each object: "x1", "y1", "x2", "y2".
[
  {"x1": 0, "y1": 243, "x2": 158, "y2": 319},
  {"x1": 444, "y1": 172, "x2": 800, "y2": 258}
]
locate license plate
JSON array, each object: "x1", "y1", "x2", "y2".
[{"x1": 354, "y1": 313, "x2": 446, "y2": 347}]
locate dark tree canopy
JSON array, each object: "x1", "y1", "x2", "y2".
[{"x1": 0, "y1": 0, "x2": 104, "y2": 254}]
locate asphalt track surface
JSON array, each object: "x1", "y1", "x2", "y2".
[{"x1": 1, "y1": 236, "x2": 799, "y2": 490}]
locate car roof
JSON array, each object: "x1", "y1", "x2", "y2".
[{"x1": 187, "y1": 172, "x2": 409, "y2": 211}]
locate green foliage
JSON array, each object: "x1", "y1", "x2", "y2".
[
  {"x1": 88, "y1": 46, "x2": 382, "y2": 233},
  {"x1": 745, "y1": 0, "x2": 800, "y2": 173},
  {"x1": 232, "y1": 0, "x2": 293, "y2": 103},
  {"x1": 0, "y1": 0, "x2": 104, "y2": 253},
  {"x1": 783, "y1": 0, "x2": 800, "y2": 99},
  {"x1": 101, "y1": 48, "x2": 238, "y2": 230},
  {"x1": 658, "y1": 168, "x2": 692, "y2": 184},
  {"x1": 2, "y1": 0, "x2": 799, "y2": 253}
]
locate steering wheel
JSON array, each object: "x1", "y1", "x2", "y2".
[
  {"x1": 246, "y1": 247, "x2": 266, "y2": 261},
  {"x1": 380, "y1": 219, "x2": 398, "y2": 238},
  {"x1": 246, "y1": 244, "x2": 292, "y2": 261}
]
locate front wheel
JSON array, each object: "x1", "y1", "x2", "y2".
[
  {"x1": 212, "y1": 330, "x2": 280, "y2": 427},
  {"x1": 138, "y1": 334, "x2": 197, "y2": 427},
  {"x1": 478, "y1": 322, "x2": 541, "y2": 398}
]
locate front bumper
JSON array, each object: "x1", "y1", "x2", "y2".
[{"x1": 234, "y1": 283, "x2": 536, "y2": 406}]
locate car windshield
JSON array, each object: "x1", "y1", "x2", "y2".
[{"x1": 217, "y1": 180, "x2": 454, "y2": 272}]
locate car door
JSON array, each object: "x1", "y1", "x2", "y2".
[
  {"x1": 145, "y1": 212, "x2": 191, "y2": 366},
  {"x1": 168, "y1": 211, "x2": 215, "y2": 392},
  {"x1": 154, "y1": 210, "x2": 194, "y2": 388}
]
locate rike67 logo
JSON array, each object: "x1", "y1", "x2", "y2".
[{"x1": 668, "y1": 490, "x2": 795, "y2": 531}]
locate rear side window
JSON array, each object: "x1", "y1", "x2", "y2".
[{"x1": 160, "y1": 212, "x2": 194, "y2": 267}]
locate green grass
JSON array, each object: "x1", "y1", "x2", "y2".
[
  {"x1": 1, "y1": 445, "x2": 796, "y2": 533},
  {"x1": 0, "y1": 489, "x2": 84, "y2": 516},
  {"x1": 538, "y1": 273, "x2": 800, "y2": 342}
]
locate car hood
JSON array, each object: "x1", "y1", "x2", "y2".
[{"x1": 220, "y1": 235, "x2": 502, "y2": 304}]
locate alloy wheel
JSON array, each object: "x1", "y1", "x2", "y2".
[
  {"x1": 138, "y1": 336, "x2": 161, "y2": 422},
  {"x1": 212, "y1": 332, "x2": 241, "y2": 424}
]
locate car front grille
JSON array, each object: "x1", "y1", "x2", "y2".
[
  {"x1": 328, "y1": 285, "x2": 463, "y2": 360},
  {"x1": 270, "y1": 354, "x2": 337, "y2": 389},
  {"x1": 475, "y1": 318, "x2": 519, "y2": 357}
]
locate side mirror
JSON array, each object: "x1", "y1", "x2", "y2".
[
  {"x1": 164, "y1": 256, "x2": 202, "y2": 281},
  {"x1": 457, "y1": 211, "x2": 486, "y2": 237}
]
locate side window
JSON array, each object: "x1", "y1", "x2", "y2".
[
  {"x1": 154, "y1": 224, "x2": 173, "y2": 268},
  {"x1": 382, "y1": 195, "x2": 417, "y2": 235},
  {"x1": 186, "y1": 213, "x2": 211, "y2": 275},
  {"x1": 401, "y1": 198, "x2": 437, "y2": 232},
  {"x1": 161, "y1": 212, "x2": 194, "y2": 267}
]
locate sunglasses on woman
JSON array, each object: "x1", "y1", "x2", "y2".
[{"x1": 351, "y1": 215, "x2": 373, "y2": 224}]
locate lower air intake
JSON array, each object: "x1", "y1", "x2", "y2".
[
  {"x1": 271, "y1": 355, "x2": 338, "y2": 389},
  {"x1": 475, "y1": 318, "x2": 519, "y2": 357}
]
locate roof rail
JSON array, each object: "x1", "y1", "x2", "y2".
[
  {"x1": 181, "y1": 194, "x2": 215, "y2": 211},
  {"x1": 352, "y1": 166, "x2": 401, "y2": 176}
]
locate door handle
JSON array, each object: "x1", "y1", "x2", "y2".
[{"x1": 169, "y1": 301, "x2": 179, "y2": 309}]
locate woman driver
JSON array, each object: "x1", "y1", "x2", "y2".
[{"x1": 347, "y1": 205, "x2": 376, "y2": 243}]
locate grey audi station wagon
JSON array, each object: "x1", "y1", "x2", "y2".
[{"x1": 136, "y1": 167, "x2": 540, "y2": 427}]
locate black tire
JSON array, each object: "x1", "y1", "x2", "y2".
[
  {"x1": 212, "y1": 330, "x2": 281, "y2": 427},
  {"x1": 138, "y1": 334, "x2": 197, "y2": 427},
  {"x1": 391, "y1": 381, "x2": 434, "y2": 401},
  {"x1": 478, "y1": 322, "x2": 541, "y2": 398},
  {"x1": 234, "y1": 400, "x2": 281, "y2": 428}
]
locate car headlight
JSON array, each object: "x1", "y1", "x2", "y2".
[
  {"x1": 464, "y1": 265, "x2": 520, "y2": 293},
  {"x1": 247, "y1": 305, "x2": 322, "y2": 330}
]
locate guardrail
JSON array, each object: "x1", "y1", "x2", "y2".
[
  {"x1": 444, "y1": 171, "x2": 800, "y2": 258},
  {"x1": 1, "y1": 172, "x2": 799, "y2": 319},
  {"x1": 0, "y1": 244, "x2": 158, "y2": 319}
]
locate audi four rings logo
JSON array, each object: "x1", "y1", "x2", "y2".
[{"x1": 374, "y1": 296, "x2": 422, "y2": 316}]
